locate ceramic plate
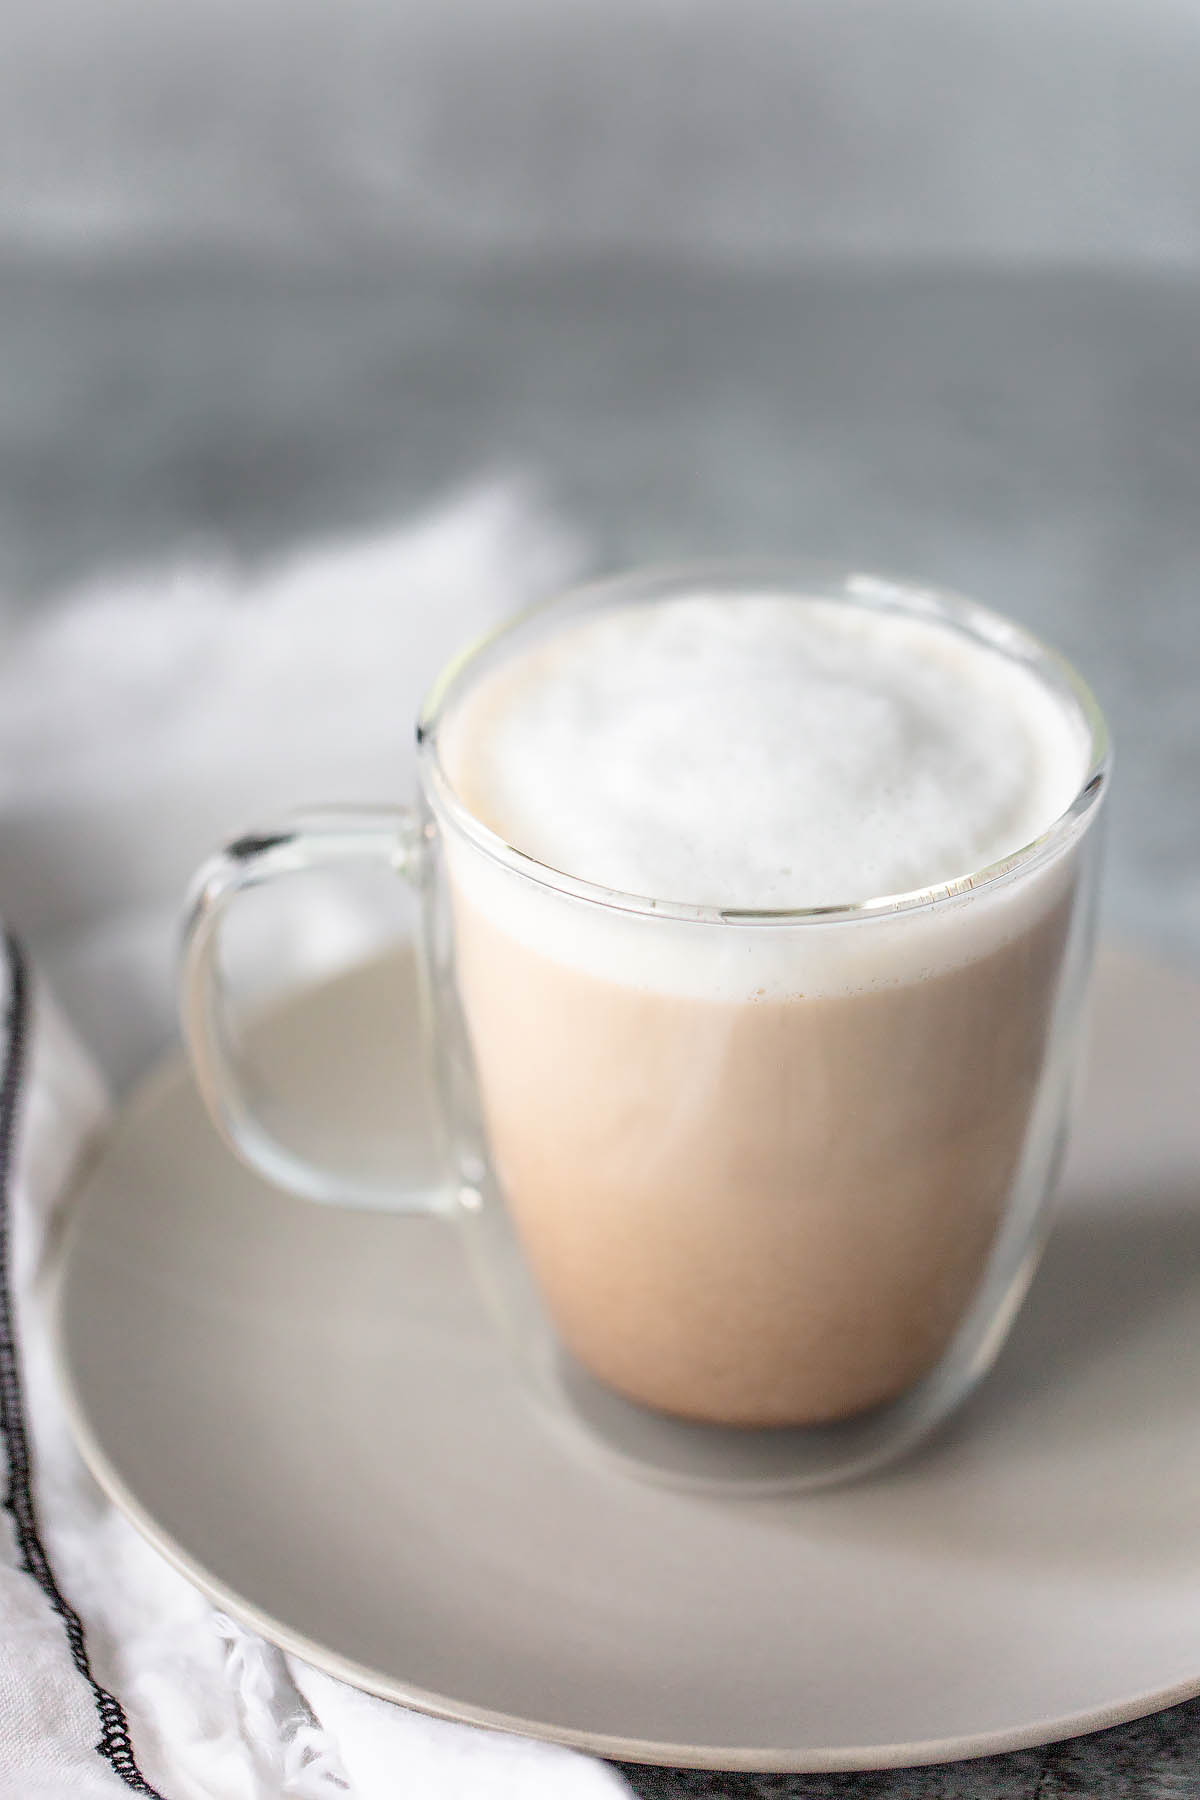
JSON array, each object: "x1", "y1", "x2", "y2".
[{"x1": 52, "y1": 946, "x2": 1200, "y2": 1772}]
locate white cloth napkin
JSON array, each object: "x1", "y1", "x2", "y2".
[
  {"x1": 0, "y1": 487, "x2": 632, "y2": 1799},
  {"x1": 0, "y1": 479, "x2": 582, "y2": 1087}
]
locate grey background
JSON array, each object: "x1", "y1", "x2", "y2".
[
  {"x1": 5, "y1": 0, "x2": 1200, "y2": 267},
  {"x1": 3, "y1": 1, "x2": 1199, "y2": 1794}
]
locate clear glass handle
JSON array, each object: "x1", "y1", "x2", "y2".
[{"x1": 180, "y1": 806, "x2": 443, "y2": 1212}]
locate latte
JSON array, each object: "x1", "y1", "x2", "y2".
[{"x1": 438, "y1": 592, "x2": 1091, "y2": 1425}]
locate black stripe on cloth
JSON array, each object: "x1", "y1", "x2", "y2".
[{"x1": 0, "y1": 930, "x2": 168, "y2": 1798}]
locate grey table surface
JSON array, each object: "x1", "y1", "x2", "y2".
[{"x1": 4, "y1": 246, "x2": 1199, "y2": 1798}]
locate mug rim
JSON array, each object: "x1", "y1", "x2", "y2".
[{"x1": 415, "y1": 559, "x2": 1111, "y2": 928}]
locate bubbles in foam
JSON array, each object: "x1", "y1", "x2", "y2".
[{"x1": 440, "y1": 594, "x2": 1090, "y2": 910}]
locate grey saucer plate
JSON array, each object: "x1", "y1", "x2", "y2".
[{"x1": 50, "y1": 946, "x2": 1200, "y2": 1773}]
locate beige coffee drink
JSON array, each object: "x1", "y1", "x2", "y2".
[{"x1": 439, "y1": 594, "x2": 1091, "y2": 1428}]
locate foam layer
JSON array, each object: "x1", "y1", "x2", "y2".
[
  {"x1": 435, "y1": 592, "x2": 1093, "y2": 1000},
  {"x1": 441, "y1": 594, "x2": 1089, "y2": 909}
]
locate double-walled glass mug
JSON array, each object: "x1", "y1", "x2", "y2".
[{"x1": 181, "y1": 564, "x2": 1110, "y2": 1492}]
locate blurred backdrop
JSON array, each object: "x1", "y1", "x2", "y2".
[
  {"x1": 5, "y1": 0, "x2": 1200, "y2": 264},
  {"x1": 2, "y1": 0, "x2": 1199, "y2": 1075}
]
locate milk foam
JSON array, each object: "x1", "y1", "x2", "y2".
[
  {"x1": 443, "y1": 596, "x2": 1088, "y2": 904},
  {"x1": 437, "y1": 593, "x2": 1092, "y2": 999}
]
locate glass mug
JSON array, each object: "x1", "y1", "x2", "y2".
[{"x1": 181, "y1": 564, "x2": 1109, "y2": 1492}]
